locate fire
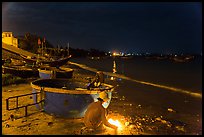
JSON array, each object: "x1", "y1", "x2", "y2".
[{"x1": 108, "y1": 118, "x2": 122, "y2": 128}]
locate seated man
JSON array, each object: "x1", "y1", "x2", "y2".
[
  {"x1": 87, "y1": 71, "x2": 104, "y2": 90},
  {"x1": 83, "y1": 92, "x2": 117, "y2": 132}
]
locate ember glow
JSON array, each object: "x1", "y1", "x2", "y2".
[{"x1": 108, "y1": 118, "x2": 122, "y2": 129}]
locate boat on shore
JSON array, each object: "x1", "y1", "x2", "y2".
[
  {"x1": 38, "y1": 66, "x2": 73, "y2": 79},
  {"x1": 20, "y1": 55, "x2": 72, "y2": 67},
  {"x1": 46, "y1": 55, "x2": 72, "y2": 67},
  {"x1": 31, "y1": 78, "x2": 114, "y2": 118},
  {"x1": 2, "y1": 65, "x2": 39, "y2": 78},
  {"x1": 20, "y1": 55, "x2": 37, "y2": 64},
  {"x1": 10, "y1": 58, "x2": 26, "y2": 66}
]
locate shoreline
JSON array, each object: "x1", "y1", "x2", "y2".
[
  {"x1": 69, "y1": 61, "x2": 202, "y2": 97},
  {"x1": 2, "y1": 62, "x2": 202, "y2": 135}
]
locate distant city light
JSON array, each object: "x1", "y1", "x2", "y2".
[{"x1": 109, "y1": 50, "x2": 137, "y2": 57}]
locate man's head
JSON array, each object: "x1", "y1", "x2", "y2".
[{"x1": 95, "y1": 71, "x2": 104, "y2": 83}]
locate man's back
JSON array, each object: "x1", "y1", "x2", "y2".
[{"x1": 84, "y1": 101, "x2": 105, "y2": 129}]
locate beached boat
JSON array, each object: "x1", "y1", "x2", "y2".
[
  {"x1": 45, "y1": 55, "x2": 72, "y2": 67},
  {"x1": 20, "y1": 55, "x2": 72, "y2": 67},
  {"x1": 31, "y1": 78, "x2": 114, "y2": 118},
  {"x1": 2, "y1": 65, "x2": 39, "y2": 78},
  {"x1": 20, "y1": 55, "x2": 37, "y2": 64},
  {"x1": 38, "y1": 66, "x2": 73, "y2": 79},
  {"x1": 10, "y1": 58, "x2": 25, "y2": 66}
]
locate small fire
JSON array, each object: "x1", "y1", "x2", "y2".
[{"x1": 108, "y1": 118, "x2": 122, "y2": 128}]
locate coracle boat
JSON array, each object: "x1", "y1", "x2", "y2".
[
  {"x1": 2, "y1": 65, "x2": 39, "y2": 78},
  {"x1": 38, "y1": 66, "x2": 73, "y2": 79},
  {"x1": 31, "y1": 78, "x2": 114, "y2": 118}
]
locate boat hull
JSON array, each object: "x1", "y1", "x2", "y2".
[
  {"x1": 31, "y1": 79, "x2": 113, "y2": 118},
  {"x1": 2, "y1": 65, "x2": 39, "y2": 78},
  {"x1": 21, "y1": 55, "x2": 71, "y2": 67},
  {"x1": 38, "y1": 67, "x2": 73, "y2": 79}
]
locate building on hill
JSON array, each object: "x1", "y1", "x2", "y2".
[{"x1": 2, "y1": 32, "x2": 18, "y2": 48}]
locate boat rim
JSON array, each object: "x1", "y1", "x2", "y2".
[{"x1": 31, "y1": 78, "x2": 114, "y2": 94}]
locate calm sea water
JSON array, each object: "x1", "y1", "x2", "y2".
[
  {"x1": 70, "y1": 56, "x2": 202, "y2": 94},
  {"x1": 69, "y1": 56, "x2": 202, "y2": 117}
]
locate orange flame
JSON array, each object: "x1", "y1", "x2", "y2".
[{"x1": 108, "y1": 118, "x2": 122, "y2": 128}]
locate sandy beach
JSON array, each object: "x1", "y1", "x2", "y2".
[{"x1": 2, "y1": 62, "x2": 202, "y2": 135}]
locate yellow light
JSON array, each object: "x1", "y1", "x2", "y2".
[
  {"x1": 108, "y1": 118, "x2": 122, "y2": 128},
  {"x1": 113, "y1": 52, "x2": 116, "y2": 56}
]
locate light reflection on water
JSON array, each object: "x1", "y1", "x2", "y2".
[
  {"x1": 113, "y1": 60, "x2": 117, "y2": 74},
  {"x1": 111, "y1": 60, "x2": 117, "y2": 81}
]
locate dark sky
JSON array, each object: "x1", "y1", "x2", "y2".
[{"x1": 2, "y1": 2, "x2": 202, "y2": 54}]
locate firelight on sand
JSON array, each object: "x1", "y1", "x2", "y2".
[{"x1": 108, "y1": 118, "x2": 122, "y2": 129}]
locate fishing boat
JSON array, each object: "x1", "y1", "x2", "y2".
[
  {"x1": 38, "y1": 66, "x2": 73, "y2": 79},
  {"x1": 10, "y1": 58, "x2": 25, "y2": 66},
  {"x1": 20, "y1": 55, "x2": 72, "y2": 67},
  {"x1": 44, "y1": 55, "x2": 72, "y2": 67},
  {"x1": 2, "y1": 65, "x2": 39, "y2": 78},
  {"x1": 20, "y1": 55, "x2": 37, "y2": 64},
  {"x1": 31, "y1": 78, "x2": 114, "y2": 118}
]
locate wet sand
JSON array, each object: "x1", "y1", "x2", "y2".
[{"x1": 2, "y1": 63, "x2": 202, "y2": 135}]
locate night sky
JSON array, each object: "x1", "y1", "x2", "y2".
[{"x1": 2, "y1": 2, "x2": 202, "y2": 54}]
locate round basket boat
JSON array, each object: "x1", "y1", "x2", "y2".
[
  {"x1": 31, "y1": 78, "x2": 113, "y2": 118},
  {"x1": 38, "y1": 67, "x2": 73, "y2": 79}
]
